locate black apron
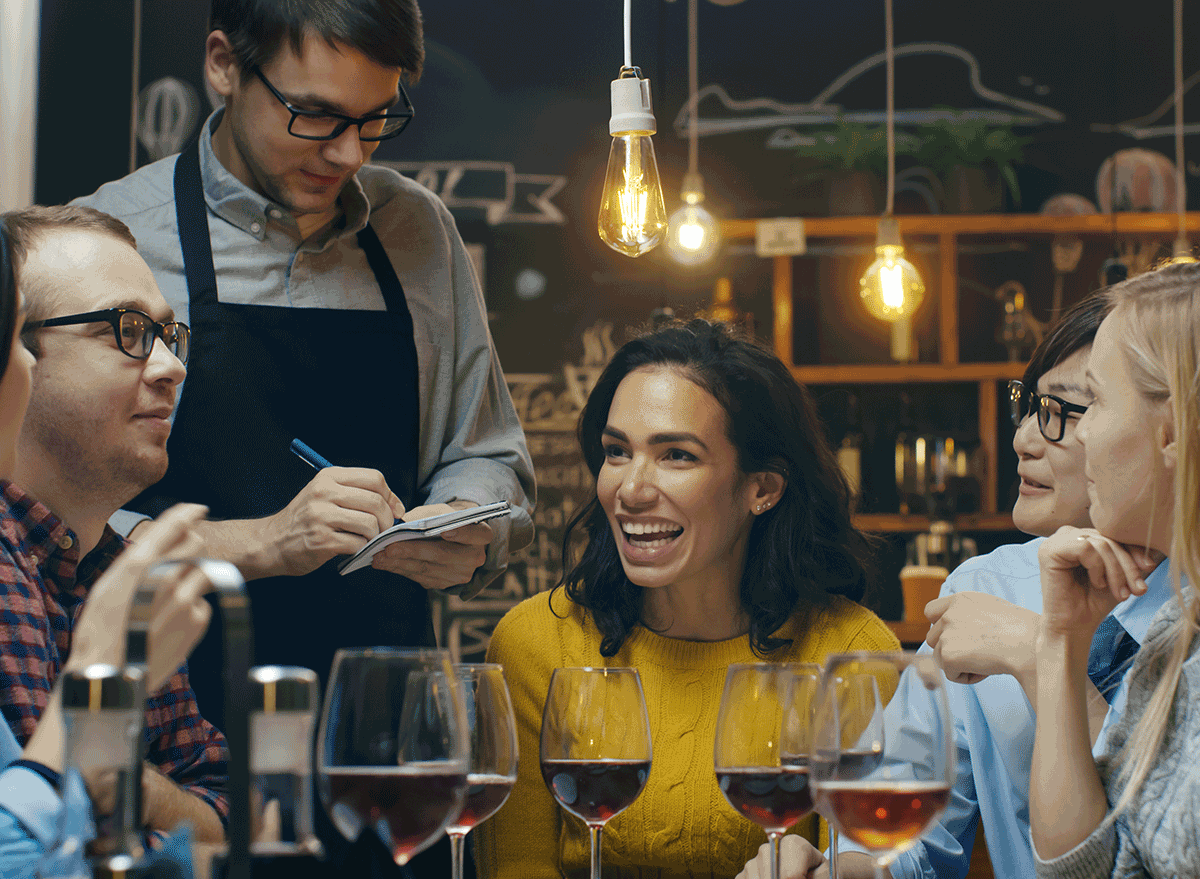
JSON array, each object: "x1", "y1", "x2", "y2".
[{"x1": 132, "y1": 140, "x2": 442, "y2": 876}]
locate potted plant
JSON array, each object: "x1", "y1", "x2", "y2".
[
  {"x1": 793, "y1": 118, "x2": 920, "y2": 215},
  {"x1": 913, "y1": 112, "x2": 1029, "y2": 213}
]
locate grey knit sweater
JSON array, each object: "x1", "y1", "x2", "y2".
[{"x1": 1034, "y1": 592, "x2": 1200, "y2": 879}]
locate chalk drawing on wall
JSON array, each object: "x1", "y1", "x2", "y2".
[
  {"x1": 138, "y1": 77, "x2": 199, "y2": 161},
  {"x1": 378, "y1": 160, "x2": 567, "y2": 225},
  {"x1": 1091, "y1": 71, "x2": 1200, "y2": 140},
  {"x1": 670, "y1": 42, "x2": 1064, "y2": 150}
]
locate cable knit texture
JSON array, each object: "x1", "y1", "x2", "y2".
[
  {"x1": 475, "y1": 590, "x2": 899, "y2": 879},
  {"x1": 1034, "y1": 592, "x2": 1200, "y2": 879}
]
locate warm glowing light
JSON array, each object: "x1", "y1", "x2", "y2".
[
  {"x1": 598, "y1": 132, "x2": 667, "y2": 258},
  {"x1": 666, "y1": 200, "x2": 720, "y2": 265},
  {"x1": 860, "y1": 241, "x2": 925, "y2": 323}
]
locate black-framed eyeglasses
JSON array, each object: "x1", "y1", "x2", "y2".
[
  {"x1": 1008, "y1": 379, "x2": 1088, "y2": 442},
  {"x1": 252, "y1": 65, "x2": 414, "y2": 142},
  {"x1": 24, "y1": 308, "x2": 190, "y2": 366}
]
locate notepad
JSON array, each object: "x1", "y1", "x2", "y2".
[{"x1": 337, "y1": 501, "x2": 512, "y2": 575}]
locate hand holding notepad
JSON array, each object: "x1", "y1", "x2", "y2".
[{"x1": 289, "y1": 439, "x2": 512, "y2": 577}]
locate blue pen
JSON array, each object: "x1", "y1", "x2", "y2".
[
  {"x1": 290, "y1": 439, "x2": 403, "y2": 524},
  {"x1": 290, "y1": 438, "x2": 334, "y2": 470}
]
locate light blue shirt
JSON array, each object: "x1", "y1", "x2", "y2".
[
  {"x1": 75, "y1": 109, "x2": 535, "y2": 598},
  {"x1": 835, "y1": 537, "x2": 1172, "y2": 879},
  {"x1": 0, "y1": 719, "x2": 93, "y2": 878}
]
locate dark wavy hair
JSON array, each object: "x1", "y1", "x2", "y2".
[
  {"x1": 555, "y1": 319, "x2": 875, "y2": 658},
  {"x1": 1022, "y1": 293, "x2": 1110, "y2": 391},
  {"x1": 211, "y1": 0, "x2": 424, "y2": 82}
]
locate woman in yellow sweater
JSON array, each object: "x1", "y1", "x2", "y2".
[{"x1": 476, "y1": 320, "x2": 898, "y2": 879}]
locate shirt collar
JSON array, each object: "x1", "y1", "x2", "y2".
[
  {"x1": 1111, "y1": 556, "x2": 1175, "y2": 646},
  {"x1": 0, "y1": 481, "x2": 128, "y2": 602},
  {"x1": 198, "y1": 109, "x2": 372, "y2": 245}
]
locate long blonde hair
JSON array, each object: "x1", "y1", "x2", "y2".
[{"x1": 1102, "y1": 261, "x2": 1200, "y2": 814}]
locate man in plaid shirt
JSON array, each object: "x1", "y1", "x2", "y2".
[{"x1": 0, "y1": 205, "x2": 227, "y2": 841}]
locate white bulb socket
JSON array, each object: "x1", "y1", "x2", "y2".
[{"x1": 610, "y1": 74, "x2": 656, "y2": 136}]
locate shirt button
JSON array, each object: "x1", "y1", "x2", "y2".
[
  {"x1": 250, "y1": 222, "x2": 262, "y2": 234},
  {"x1": 57, "y1": 534, "x2": 74, "y2": 550},
  {"x1": 268, "y1": 209, "x2": 282, "y2": 219}
]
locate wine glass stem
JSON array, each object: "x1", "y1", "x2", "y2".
[
  {"x1": 768, "y1": 831, "x2": 782, "y2": 879},
  {"x1": 589, "y1": 824, "x2": 603, "y2": 879},
  {"x1": 450, "y1": 831, "x2": 467, "y2": 879},
  {"x1": 829, "y1": 827, "x2": 839, "y2": 879}
]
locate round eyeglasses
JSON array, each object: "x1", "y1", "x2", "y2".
[
  {"x1": 252, "y1": 65, "x2": 414, "y2": 142},
  {"x1": 1008, "y1": 379, "x2": 1088, "y2": 443},
  {"x1": 24, "y1": 308, "x2": 190, "y2": 366}
]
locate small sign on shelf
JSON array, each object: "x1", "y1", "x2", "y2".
[{"x1": 755, "y1": 218, "x2": 806, "y2": 257}]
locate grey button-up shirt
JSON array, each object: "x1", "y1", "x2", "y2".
[{"x1": 75, "y1": 109, "x2": 535, "y2": 597}]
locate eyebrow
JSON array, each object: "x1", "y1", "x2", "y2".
[
  {"x1": 283, "y1": 88, "x2": 399, "y2": 117},
  {"x1": 111, "y1": 300, "x2": 176, "y2": 323},
  {"x1": 602, "y1": 426, "x2": 711, "y2": 452},
  {"x1": 1044, "y1": 380, "x2": 1091, "y2": 397}
]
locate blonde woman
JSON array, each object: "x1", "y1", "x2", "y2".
[{"x1": 1031, "y1": 261, "x2": 1200, "y2": 878}]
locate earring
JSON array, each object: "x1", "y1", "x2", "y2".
[{"x1": 755, "y1": 504, "x2": 762, "y2": 513}]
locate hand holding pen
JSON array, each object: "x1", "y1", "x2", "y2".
[
  {"x1": 238, "y1": 440, "x2": 406, "y2": 578},
  {"x1": 291, "y1": 438, "x2": 493, "y2": 590}
]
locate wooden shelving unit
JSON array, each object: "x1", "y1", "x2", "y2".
[{"x1": 724, "y1": 211, "x2": 1200, "y2": 530}]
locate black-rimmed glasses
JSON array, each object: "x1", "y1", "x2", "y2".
[
  {"x1": 24, "y1": 308, "x2": 190, "y2": 366},
  {"x1": 253, "y1": 65, "x2": 414, "y2": 142},
  {"x1": 1008, "y1": 379, "x2": 1088, "y2": 442}
]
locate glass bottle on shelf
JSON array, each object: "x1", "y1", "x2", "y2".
[{"x1": 837, "y1": 392, "x2": 863, "y2": 508}]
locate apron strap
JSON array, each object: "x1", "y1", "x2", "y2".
[
  {"x1": 356, "y1": 224, "x2": 415, "y2": 339},
  {"x1": 172, "y1": 139, "x2": 219, "y2": 307}
]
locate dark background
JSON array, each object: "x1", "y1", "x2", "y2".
[{"x1": 32, "y1": 0, "x2": 1198, "y2": 621}]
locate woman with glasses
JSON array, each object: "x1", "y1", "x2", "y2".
[
  {"x1": 1031, "y1": 261, "x2": 1200, "y2": 879},
  {"x1": 0, "y1": 216, "x2": 211, "y2": 877},
  {"x1": 801, "y1": 293, "x2": 1172, "y2": 879}
]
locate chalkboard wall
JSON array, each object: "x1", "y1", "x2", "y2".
[{"x1": 32, "y1": 0, "x2": 1200, "y2": 653}]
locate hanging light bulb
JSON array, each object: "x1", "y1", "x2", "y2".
[
  {"x1": 860, "y1": 217, "x2": 924, "y2": 321},
  {"x1": 859, "y1": 0, "x2": 925, "y2": 356},
  {"x1": 598, "y1": 68, "x2": 667, "y2": 257},
  {"x1": 667, "y1": 173, "x2": 720, "y2": 264}
]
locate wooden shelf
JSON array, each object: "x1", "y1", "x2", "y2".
[
  {"x1": 853, "y1": 513, "x2": 1015, "y2": 533},
  {"x1": 793, "y1": 363, "x2": 1024, "y2": 384},
  {"x1": 722, "y1": 211, "x2": 1200, "y2": 239}
]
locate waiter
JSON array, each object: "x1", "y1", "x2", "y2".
[{"x1": 76, "y1": 0, "x2": 534, "y2": 872}]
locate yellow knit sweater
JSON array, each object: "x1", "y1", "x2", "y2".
[{"x1": 474, "y1": 590, "x2": 899, "y2": 879}]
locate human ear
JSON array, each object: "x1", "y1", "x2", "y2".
[
  {"x1": 1159, "y1": 397, "x2": 1177, "y2": 472},
  {"x1": 749, "y1": 470, "x2": 787, "y2": 515},
  {"x1": 205, "y1": 30, "x2": 241, "y2": 100}
]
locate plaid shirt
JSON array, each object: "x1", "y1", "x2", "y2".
[{"x1": 0, "y1": 480, "x2": 229, "y2": 825}]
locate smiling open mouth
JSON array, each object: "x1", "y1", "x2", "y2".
[{"x1": 621, "y1": 522, "x2": 683, "y2": 549}]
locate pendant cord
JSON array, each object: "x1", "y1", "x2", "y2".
[
  {"x1": 624, "y1": 0, "x2": 633, "y2": 69},
  {"x1": 885, "y1": 0, "x2": 896, "y2": 217},
  {"x1": 687, "y1": 0, "x2": 699, "y2": 177},
  {"x1": 1175, "y1": 0, "x2": 1186, "y2": 250}
]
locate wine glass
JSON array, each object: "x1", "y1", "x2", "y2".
[
  {"x1": 811, "y1": 652, "x2": 953, "y2": 879},
  {"x1": 446, "y1": 664, "x2": 519, "y2": 879},
  {"x1": 819, "y1": 673, "x2": 884, "y2": 879},
  {"x1": 317, "y1": 648, "x2": 469, "y2": 866},
  {"x1": 714, "y1": 663, "x2": 821, "y2": 879},
  {"x1": 540, "y1": 667, "x2": 652, "y2": 879}
]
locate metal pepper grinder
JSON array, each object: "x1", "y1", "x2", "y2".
[
  {"x1": 61, "y1": 662, "x2": 148, "y2": 876},
  {"x1": 249, "y1": 665, "x2": 323, "y2": 859}
]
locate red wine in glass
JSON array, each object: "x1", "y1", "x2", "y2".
[
  {"x1": 716, "y1": 764, "x2": 813, "y2": 832},
  {"x1": 322, "y1": 764, "x2": 468, "y2": 865},
  {"x1": 540, "y1": 668, "x2": 653, "y2": 879},
  {"x1": 447, "y1": 665, "x2": 520, "y2": 879},
  {"x1": 446, "y1": 774, "x2": 517, "y2": 833},
  {"x1": 820, "y1": 780, "x2": 951, "y2": 852},
  {"x1": 541, "y1": 758, "x2": 651, "y2": 823}
]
